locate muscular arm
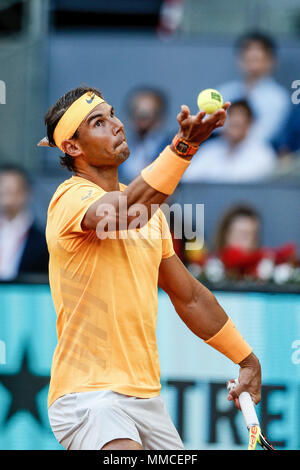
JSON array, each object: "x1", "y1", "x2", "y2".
[
  {"x1": 158, "y1": 254, "x2": 261, "y2": 406},
  {"x1": 81, "y1": 176, "x2": 168, "y2": 231},
  {"x1": 82, "y1": 103, "x2": 229, "y2": 232},
  {"x1": 158, "y1": 254, "x2": 228, "y2": 340}
]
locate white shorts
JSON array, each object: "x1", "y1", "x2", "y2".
[{"x1": 48, "y1": 390, "x2": 184, "y2": 450}]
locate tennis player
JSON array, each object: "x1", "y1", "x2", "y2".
[{"x1": 40, "y1": 86, "x2": 261, "y2": 450}]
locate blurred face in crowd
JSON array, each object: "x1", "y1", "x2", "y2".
[
  {"x1": 0, "y1": 172, "x2": 29, "y2": 220},
  {"x1": 225, "y1": 215, "x2": 260, "y2": 252},
  {"x1": 224, "y1": 105, "x2": 252, "y2": 146},
  {"x1": 129, "y1": 92, "x2": 164, "y2": 138},
  {"x1": 239, "y1": 41, "x2": 274, "y2": 81}
]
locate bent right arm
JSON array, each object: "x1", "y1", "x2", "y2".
[
  {"x1": 82, "y1": 103, "x2": 230, "y2": 233},
  {"x1": 81, "y1": 179, "x2": 167, "y2": 232}
]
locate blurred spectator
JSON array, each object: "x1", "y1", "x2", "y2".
[
  {"x1": 218, "y1": 32, "x2": 291, "y2": 144},
  {"x1": 273, "y1": 104, "x2": 300, "y2": 160},
  {"x1": 182, "y1": 100, "x2": 276, "y2": 183},
  {"x1": 215, "y1": 206, "x2": 259, "y2": 250},
  {"x1": 119, "y1": 86, "x2": 172, "y2": 183},
  {"x1": 0, "y1": 164, "x2": 48, "y2": 281},
  {"x1": 183, "y1": 205, "x2": 261, "y2": 280},
  {"x1": 157, "y1": 0, "x2": 184, "y2": 38},
  {"x1": 212, "y1": 204, "x2": 297, "y2": 282},
  {"x1": 184, "y1": 204, "x2": 298, "y2": 284}
]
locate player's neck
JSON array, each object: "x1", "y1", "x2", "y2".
[{"x1": 74, "y1": 165, "x2": 120, "y2": 192}]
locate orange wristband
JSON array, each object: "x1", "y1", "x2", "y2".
[
  {"x1": 141, "y1": 146, "x2": 191, "y2": 195},
  {"x1": 204, "y1": 317, "x2": 252, "y2": 364}
]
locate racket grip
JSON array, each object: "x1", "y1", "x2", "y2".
[
  {"x1": 227, "y1": 381, "x2": 259, "y2": 428},
  {"x1": 238, "y1": 391, "x2": 259, "y2": 429}
]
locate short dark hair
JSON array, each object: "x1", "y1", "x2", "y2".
[
  {"x1": 215, "y1": 204, "x2": 260, "y2": 252},
  {"x1": 228, "y1": 99, "x2": 254, "y2": 121},
  {"x1": 0, "y1": 163, "x2": 31, "y2": 190},
  {"x1": 237, "y1": 31, "x2": 277, "y2": 58},
  {"x1": 45, "y1": 85, "x2": 104, "y2": 172}
]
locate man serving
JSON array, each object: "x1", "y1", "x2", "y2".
[{"x1": 40, "y1": 86, "x2": 261, "y2": 450}]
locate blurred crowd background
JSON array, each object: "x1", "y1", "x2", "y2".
[{"x1": 0, "y1": 0, "x2": 300, "y2": 288}]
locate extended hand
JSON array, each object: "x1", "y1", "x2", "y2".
[
  {"x1": 227, "y1": 352, "x2": 262, "y2": 410},
  {"x1": 176, "y1": 102, "x2": 230, "y2": 146}
]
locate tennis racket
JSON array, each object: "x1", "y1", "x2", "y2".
[{"x1": 226, "y1": 379, "x2": 275, "y2": 450}]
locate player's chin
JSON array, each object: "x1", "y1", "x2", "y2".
[{"x1": 116, "y1": 143, "x2": 130, "y2": 162}]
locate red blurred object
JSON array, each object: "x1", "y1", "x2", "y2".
[
  {"x1": 219, "y1": 242, "x2": 298, "y2": 278},
  {"x1": 274, "y1": 242, "x2": 297, "y2": 264},
  {"x1": 219, "y1": 246, "x2": 265, "y2": 276},
  {"x1": 170, "y1": 229, "x2": 185, "y2": 261}
]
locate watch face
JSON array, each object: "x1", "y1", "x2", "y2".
[{"x1": 176, "y1": 141, "x2": 189, "y2": 154}]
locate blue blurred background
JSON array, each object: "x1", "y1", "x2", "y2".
[
  {"x1": 0, "y1": 284, "x2": 300, "y2": 450},
  {"x1": 0, "y1": 0, "x2": 300, "y2": 450}
]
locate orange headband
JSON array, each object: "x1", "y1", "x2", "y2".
[
  {"x1": 37, "y1": 92, "x2": 105, "y2": 151},
  {"x1": 53, "y1": 92, "x2": 105, "y2": 151}
]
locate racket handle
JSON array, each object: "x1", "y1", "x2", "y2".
[
  {"x1": 238, "y1": 391, "x2": 259, "y2": 429},
  {"x1": 227, "y1": 380, "x2": 259, "y2": 429}
]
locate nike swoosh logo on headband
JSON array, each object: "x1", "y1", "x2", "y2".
[{"x1": 86, "y1": 93, "x2": 96, "y2": 104}]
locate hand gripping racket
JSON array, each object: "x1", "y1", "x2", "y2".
[{"x1": 226, "y1": 379, "x2": 275, "y2": 450}]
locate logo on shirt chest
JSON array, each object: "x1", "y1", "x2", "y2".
[{"x1": 81, "y1": 190, "x2": 93, "y2": 201}]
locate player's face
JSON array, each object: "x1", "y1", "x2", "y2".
[{"x1": 75, "y1": 102, "x2": 130, "y2": 167}]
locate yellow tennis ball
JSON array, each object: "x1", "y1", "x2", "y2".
[{"x1": 197, "y1": 88, "x2": 223, "y2": 114}]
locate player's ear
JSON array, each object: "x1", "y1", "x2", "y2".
[{"x1": 61, "y1": 139, "x2": 82, "y2": 157}]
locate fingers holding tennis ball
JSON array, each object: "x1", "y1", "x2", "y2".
[
  {"x1": 197, "y1": 88, "x2": 223, "y2": 114},
  {"x1": 174, "y1": 92, "x2": 230, "y2": 147},
  {"x1": 197, "y1": 89, "x2": 230, "y2": 127}
]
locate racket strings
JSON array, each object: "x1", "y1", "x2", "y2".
[{"x1": 259, "y1": 433, "x2": 276, "y2": 450}]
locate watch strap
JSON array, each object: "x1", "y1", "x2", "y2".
[{"x1": 172, "y1": 135, "x2": 199, "y2": 157}]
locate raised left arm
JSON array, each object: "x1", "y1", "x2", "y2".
[{"x1": 158, "y1": 254, "x2": 261, "y2": 406}]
